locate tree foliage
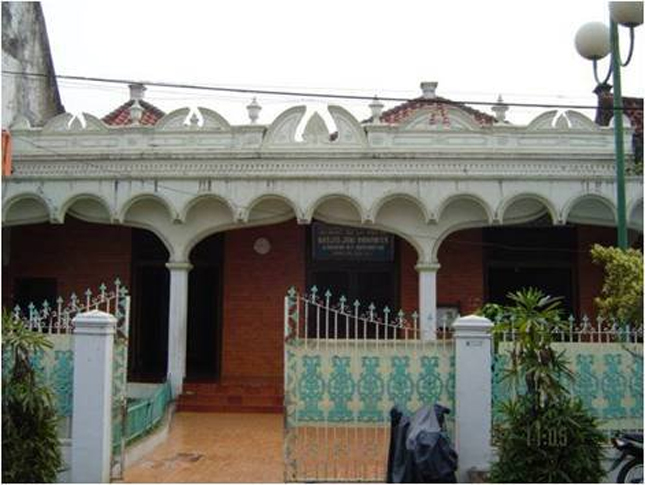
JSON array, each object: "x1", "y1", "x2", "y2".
[
  {"x1": 591, "y1": 244, "x2": 643, "y2": 327},
  {"x1": 2, "y1": 311, "x2": 63, "y2": 483}
]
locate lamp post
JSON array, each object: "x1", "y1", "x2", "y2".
[{"x1": 574, "y1": 1, "x2": 642, "y2": 250}]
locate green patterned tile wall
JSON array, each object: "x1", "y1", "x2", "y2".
[
  {"x1": 492, "y1": 342, "x2": 643, "y2": 431},
  {"x1": 285, "y1": 340, "x2": 455, "y2": 427}
]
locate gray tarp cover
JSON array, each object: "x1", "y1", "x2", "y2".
[{"x1": 386, "y1": 405, "x2": 457, "y2": 483}]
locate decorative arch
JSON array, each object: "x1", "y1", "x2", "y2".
[
  {"x1": 370, "y1": 193, "x2": 432, "y2": 224},
  {"x1": 436, "y1": 193, "x2": 493, "y2": 224},
  {"x1": 196, "y1": 107, "x2": 232, "y2": 131},
  {"x1": 120, "y1": 219, "x2": 175, "y2": 260},
  {"x1": 155, "y1": 108, "x2": 192, "y2": 131},
  {"x1": 119, "y1": 192, "x2": 178, "y2": 223},
  {"x1": 42, "y1": 113, "x2": 75, "y2": 133},
  {"x1": 57, "y1": 193, "x2": 113, "y2": 223},
  {"x1": 328, "y1": 105, "x2": 368, "y2": 147},
  {"x1": 561, "y1": 193, "x2": 616, "y2": 226},
  {"x1": 2, "y1": 192, "x2": 53, "y2": 225},
  {"x1": 526, "y1": 110, "x2": 558, "y2": 131},
  {"x1": 179, "y1": 194, "x2": 237, "y2": 223},
  {"x1": 431, "y1": 221, "x2": 490, "y2": 263},
  {"x1": 262, "y1": 106, "x2": 306, "y2": 148},
  {"x1": 305, "y1": 193, "x2": 366, "y2": 224},
  {"x1": 244, "y1": 193, "x2": 303, "y2": 223},
  {"x1": 79, "y1": 113, "x2": 109, "y2": 131},
  {"x1": 497, "y1": 193, "x2": 559, "y2": 225}
]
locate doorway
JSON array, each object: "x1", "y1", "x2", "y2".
[
  {"x1": 130, "y1": 229, "x2": 170, "y2": 381},
  {"x1": 306, "y1": 222, "x2": 399, "y2": 337},
  {"x1": 186, "y1": 234, "x2": 224, "y2": 381}
]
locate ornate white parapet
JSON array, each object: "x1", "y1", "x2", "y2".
[{"x1": 2, "y1": 102, "x2": 642, "y2": 264}]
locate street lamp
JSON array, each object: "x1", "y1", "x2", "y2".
[{"x1": 574, "y1": 1, "x2": 643, "y2": 250}]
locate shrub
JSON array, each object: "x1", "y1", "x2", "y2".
[
  {"x1": 2, "y1": 311, "x2": 63, "y2": 483},
  {"x1": 488, "y1": 289, "x2": 605, "y2": 483},
  {"x1": 591, "y1": 244, "x2": 643, "y2": 328},
  {"x1": 489, "y1": 395, "x2": 605, "y2": 483}
]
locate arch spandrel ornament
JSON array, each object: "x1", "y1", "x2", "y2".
[
  {"x1": 526, "y1": 111, "x2": 559, "y2": 131},
  {"x1": 262, "y1": 106, "x2": 307, "y2": 149},
  {"x1": 564, "y1": 111, "x2": 601, "y2": 131},
  {"x1": 155, "y1": 108, "x2": 193, "y2": 131},
  {"x1": 42, "y1": 113, "x2": 76, "y2": 133},
  {"x1": 78, "y1": 113, "x2": 109, "y2": 132},
  {"x1": 302, "y1": 112, "x2": 330, "y2": 145},
  {"x1": 197, "y1": 107, "x2": 232, "y2": 131},
  {"x1": 328, "y1": 105, "x2": 368, "y2": 147}
]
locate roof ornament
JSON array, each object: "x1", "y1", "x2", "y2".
[
  {"x1": 492, "y1": 95, "x2": 509, "y2": 123},
  {"x1": 420, "y1": 81, "x2": 438, "y2": 99},
  {"x1": 129, "y1": 83, "x2": 146, "y2": 101},
  {"x1": 247, "y1": 97, "x2": 262, "y2": 124},
  {"x1": 129, "y1": 100, "x2": 144, "y2": 125},
  {"x1": 369, "y1": 96, "x2": 384, "y2": 123},
  {"x1": 128, "y1": 83, "x2": 146, "y2": 125}
]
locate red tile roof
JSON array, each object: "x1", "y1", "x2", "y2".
[
  {"x1": 595, "y1": 88, "x2": 643, "y2": 166},
  {"x1": 102, "y1": 100, "x2": 165, "y2": 126},
  {"x1": 376, "y1": 96, "x2": 497, "y2": 126}
]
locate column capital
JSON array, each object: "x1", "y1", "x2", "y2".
[
  {"x1": 165, "y1": 261, "x2": 193, "y2": 271},
  {"x1": 415, "y1": 262, "x2": 441, "y2": 272},
  {"x1": 73, "y1": 310, "x2": 116, "y2": 335},
  {"x1": 453, "y1": 315, "x2": 493, "y2": 338}
]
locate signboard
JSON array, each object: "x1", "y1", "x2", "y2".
[{"x1": 312, "y1": 222, "x2": 394, "y2": 261}]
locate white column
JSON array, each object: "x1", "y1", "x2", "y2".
[
  {"x1": 71, "y1": 310, "x2": 116, "y2": 483},
  {"x1": 453, "y1": 314, "x2": 493, "y2": 482},
  {"x1": 166, "y1": 261, "x2": 193, "y2": 397},
  {"x1": 416, "y1": 262, "x2": 440, "y2": 341}
]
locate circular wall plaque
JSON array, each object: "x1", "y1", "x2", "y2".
[{"x1": 253, "y1": 237, "x2": 271, "y2": 255}]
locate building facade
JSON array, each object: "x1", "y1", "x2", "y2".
[{"x1": 2, "y1": 83, "x2": 642, "y2": 398}]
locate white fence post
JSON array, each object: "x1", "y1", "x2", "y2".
[
  {"x1": 71, "y1": 310, "x2": 116, "y2": 483},
  {"x1": 453, "y1": 314, "x2": 493, "y2": 482}
]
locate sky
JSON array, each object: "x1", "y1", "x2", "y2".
[{"x1": 39, "y1": 0, "x2": 644, "y2": 127}]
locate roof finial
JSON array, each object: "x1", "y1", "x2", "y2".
[
  {"x1": 129, "y1": 83, "x2": 146, "y2": 101},
  {"x1": 492, "y1": 95, "x2": 509, "y2": 122},
  {"x1": 369, "y1": 96, "x2": 384, "y2": 123},
  {"x1": 129, "y1": 100, "x2": 144, "y2": 125},
  {"x1": 246, "y1": 97, "x2": 262, "y2": 124},
  {"x1": 420, "y1": 81, "x2": 438, "y2": 99}
]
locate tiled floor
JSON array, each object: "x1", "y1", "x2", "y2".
[{"x1": 124, "y1": 412, "x2": 284, "y2": 483}]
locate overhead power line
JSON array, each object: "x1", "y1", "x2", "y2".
[{"x1": 3, "y1": 70, "x2": 642, "y2": 112}]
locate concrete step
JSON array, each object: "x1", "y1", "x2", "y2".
[
  {"x1": 177, "y1": 401, "x2": 284, "y2": 414},
  {"x1": 178, "y1": 378, "x2": 284, "y2": 414}
]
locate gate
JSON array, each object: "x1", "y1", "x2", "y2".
[
  {"x1": 10, "y1": 279, "x2": 131, "y2": 480},
  {"x1": 283, "y1": 287, "x2": 455, "y2": 482}
]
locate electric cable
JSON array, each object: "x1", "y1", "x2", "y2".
[{"x1": 3, "y1": 70, "x2": 642, "y2": 112}]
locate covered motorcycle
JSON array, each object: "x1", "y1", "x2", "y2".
[{"x1": 386, "y1": 404, "x2": 458, "y2": 483}]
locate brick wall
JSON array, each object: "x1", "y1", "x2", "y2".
[
  {"x1": 399, "y1": 239, "x2": 419, "y2": 313},
  {"x1": 576, "y1": 225, "x2": 617, "y2": 319},
  {"x1": 399, "y1": 229, "x2": 485, "y2": 316},
  {"x1": 221, "y1": 220, "x2": 305, "y2": 379},
  {"x1": 2, "y1": 218, "x2": 132, "y2": 307}
]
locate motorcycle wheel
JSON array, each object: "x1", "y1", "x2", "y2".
[{"x1": 617, "y1": 459, "x2": 643, "y2": 483}]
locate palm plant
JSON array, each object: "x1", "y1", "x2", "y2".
[
  {"x1": 494, "y1": 288, "x2": 573, "y2": 408},
  {"x1": 489, "y1": 288, "x2": 605, "y2": 483}
]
